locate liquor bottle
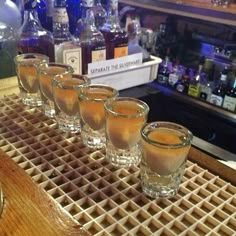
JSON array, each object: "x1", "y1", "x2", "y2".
[
  {"x1": 74, "y1": 0, "x2": 106, "y2": 75},
  {"x1": 0, "y1": 0, "x2": 22, "y2": 31},
  {"x1": 93, "y1": 0, "x2": 107, "y2": 30},
  {"x1": 66, "y1": 0, "x2": 82, "y2": 34},
  {"x1": 168, "y1": 61, "x2": 182, "y2": 87},
  {"x1": 53, "y1": 0, "x2": 74, "y2": 61},
  {"x1": 175, "y1": 67, "x2": 190, "y2": 94},
  {"x1": 222, "y1": 76, "x2": 236, "y2": 112},
  {"x1": 157, "y1": 56, "x2": 170, "y2": 85},
  {"x1": 199, "y1": 64, "x2": 215, "y2": 102},
  {"x1": 0, "y1": 22, "x2": 18, "y2": 79},
  {"x1": 187, "y1": 64, "x2": 203, "y2": 98},
  {"x1": 100, "y1": 0, "x2": 128, "y2": 60},
  {"x1": 17, "y1": 0, "x2": 55, "y2": 62},
  {"x1": 44, "y1": 0, "x2": 54, "y2": 32},
  {"x1": 209, "y1": 66, "x2": 229, "y2": 107}
]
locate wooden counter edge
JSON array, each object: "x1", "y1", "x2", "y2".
[
  {"x1": 189, "y1": 147, "x2": 236, "y2": 186},
  {"x1": 0, "y1": 149, "x2": 90, "y2": 236}
]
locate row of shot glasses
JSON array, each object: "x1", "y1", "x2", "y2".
[{"x1": 14, "y1": 53, "x2": 193, "y2": 199}]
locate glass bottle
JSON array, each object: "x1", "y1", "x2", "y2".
[
  {"x1": 93, "y1": 0, "x2": 107, "y2": 30},
  {"x1": 53, "y1": 0, "x2": 74, "y2": 61},
  {"x1": 0, "y1": 0, "x2": 22, "y2": 31},
  {"x1": 17, "y1": 0, "x2": 55, "y2": 62},
  {"x1": 222, "y1": 76, "x2": 236, "y2": 112},
  {"x1": 66, "y1": 0, "x2": 82, "y2": 35},
  {"x1": 187, "y1": 64, "x2": 203, "y2": 98},
  {"x1": 0, "y1": 22, "x2": 18, "y2": 79},
  {"x1": 168, "y1": 61, "x2": 182, "y2": 87},
  {"x1": 44, "y1": 0, "x2": 54, "y2": 32},
  {"x1": 53, "y1": 0, "x2": 82, "y2": 74},
  {"x1": 100, "y1": 0, "x2": 128, "y2": 60},
  {"x1": 75, "y1": 0, "x2": 106, "y2": 75},
  {"x1": 175, "y1": 67, "x2": 190, "y2": 94},
  {"x1": 157, "y1": 56, "x2": 170, "y2": 85},
  {"x1": 209, "y1": 66, "x2": 229, "y2": 107}
]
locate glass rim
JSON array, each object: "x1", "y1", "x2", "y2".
[
  {"x1": 37, "y1": 62, "x2": 74, "y2": 75},
  {"x1": 14, "y1": 53, "x2": 49, "y2": 65},
  {"x1": 104, "y1": 96, "x2": 150, "y2": 118},
  {"x1": 141, "y1": 121, "x2": 193, "y2": 149},
  {"x1": 79, "y1": 84, "x2": 118, "y2": 102},
  {"x1": 52, "y1": 74, "x2": 90, "y2": 89}
]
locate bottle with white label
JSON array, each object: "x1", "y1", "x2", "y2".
[
  {"x1": 53, "y1": 0, "x2": 82, "y2": 74},
  {"x1": 223, "y1": 76, "x2": 236, "y2": 112},
  {"x1": 209, "y1": 66, "x2": 228, "y2": 107}
]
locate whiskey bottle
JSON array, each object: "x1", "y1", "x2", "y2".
[
  {"x1": 175, "y1": 67, "x2": 190, "y2": 94},
  {"x1": 17, "y1": 0, "x2": 55, "y2": 62},
  {"x1": 222, "y1": 76, "x2": 236, "y2": 112},
  {"x1": 74, "y1": 0, "x2": 106, "y2": 75},
  {"x1": 93, "y1": 0, "x2": 107, "y2": 30},
  {"x1": 53, "y1": 0, "x2": 74, "y2": 61},
  {"x1": 100, "y1": 0, "x2": 128, "y2": 60},
  {"x1": 209, "y1": 66, "x2": 228, "y2": 107}
]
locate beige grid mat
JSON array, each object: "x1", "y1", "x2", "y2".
[{"x1": 0, "y1": 94, "x2": 235, "y2": 236}]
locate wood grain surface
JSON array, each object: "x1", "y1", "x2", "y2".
[{"x1": 0, "y1": 149, "x2": 90, "y2": 236}]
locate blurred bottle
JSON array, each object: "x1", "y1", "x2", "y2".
[
  {"x1": 0, "y1": 0, "x2": 22, "y2": 31},
  {"x1": 187, "y1": 64, "x2": 204, "y2": 98},
  {"x1": 53, "y1": 0, "x2": 74, "y2": 61},
  {"x1": 199, "y1": 64, "x2": 215, "y2": 102},
  {"x1": 209, "y1": 66, "x2": 229, "y2": 107},
  {"x1": 44, "y1": 0, "x2": 54, "y2": 32},
  {"x1": 126, "y1": 18, "x2": 150, "y2": 61},
  {"x1": 0, "y1": 22, "x2": 17, "y2": 79},
  {"x1": 74, "y1": 0, "x2": 106, "y2": 74},
  {"x1": 53, "y1": 0, "x2": 82, "y2": 74},
  {"x1": 157, "y1": 56, "x2": 170, "y2": 85},
  {"x1": 222, "y1": 76, "x2": 236, "y2": 112},
  {"x1": 17, "y1": 0, "x2": 55, "y2": 62},
  {"x1": 93, "y1": 0, "x2": 107, "y2": 30},
  {"x1": 11, "y1": 0, "x2": 24, "y2": 24},
  {"x1": 168, "y1": 60, "x2": 182, "y2": 87},
  {"x1": 66, "y1": 0, "x2": 82, "y2": 34},
  {"x1": 175, "y1": 67, "x2": 190, "y2": 94},
  {"x1": 100, "y1": 0, "x2": 128, "y2": 60}
]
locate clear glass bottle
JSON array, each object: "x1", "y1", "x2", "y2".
[
  {"x1": 53, "y1": 0, "x2": 74, "y2": 61},
  {"x1": 93, "y1": 0, "x2": 107, "y2": 30},
  {"x1": 17, "y1": 0, "x2": 55, "y2": 62},
  {"x1": 100, "y1": 0, "x2": 128, "y2": 60},
  {"x1": 0, "y1": 22, "x2": 17, "y2": 79},
  {"x1": 209, "y1": 66, "x2": 229, "y2": 107},
  {"x1": 75, "y1": 0, "x2": 106, "y2": 75},
  {"x1": 0, "y1": 0, "x2": 22, "y2": 31}
]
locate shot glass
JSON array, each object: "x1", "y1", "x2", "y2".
[
  {"x1": 14, "y1": 53, "x2": 49, "y2": 107},
  {"x1": 140, "y1": 121, "x2": 193, "y2": 198},
  {"x1": 105, "y1": 97, "x2": 149, "y2": 168},
  {"x1": 79, "y1": 84, "x2": 118, "y2": 149},
  {"x1": 52, "y1": 74, "x2": 90, "y2": 133},
  {"x1": 37, "y1": 62, "x2": 74, "y2": 118}
]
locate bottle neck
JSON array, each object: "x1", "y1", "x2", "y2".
[
  {"x1": 104, "y1": 0, "x2": 121, "y2": 30},
  {"x1": 21, "y1": 9, "x2": 42, "y2": 30},
  {"x1": 53, "y1": 7, "x2": 70, "y2": 29}
]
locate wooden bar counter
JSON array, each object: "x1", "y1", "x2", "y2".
[{"x1": 0, "y1": 77, "x2": 235, "y2": 235}]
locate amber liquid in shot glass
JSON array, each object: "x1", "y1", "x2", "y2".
[
  {"x1": 14, "y1": 53, "x2": 49, "y2": 107},
  {"x1": 79, "y1": 84, "x2": 118, "y2": 149},
  {"x1": 105, "y1": 97, "x2": 149, "y2": 168},
  {"x1": 140, "y1": 122, "x2": 193, "y2": 198},
  {"x1": 38, "y1": 63, "x2": 73, "y2": 118},
  {"x1": 53, "y1": 74, "x2": 90, "y2": 133}
]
